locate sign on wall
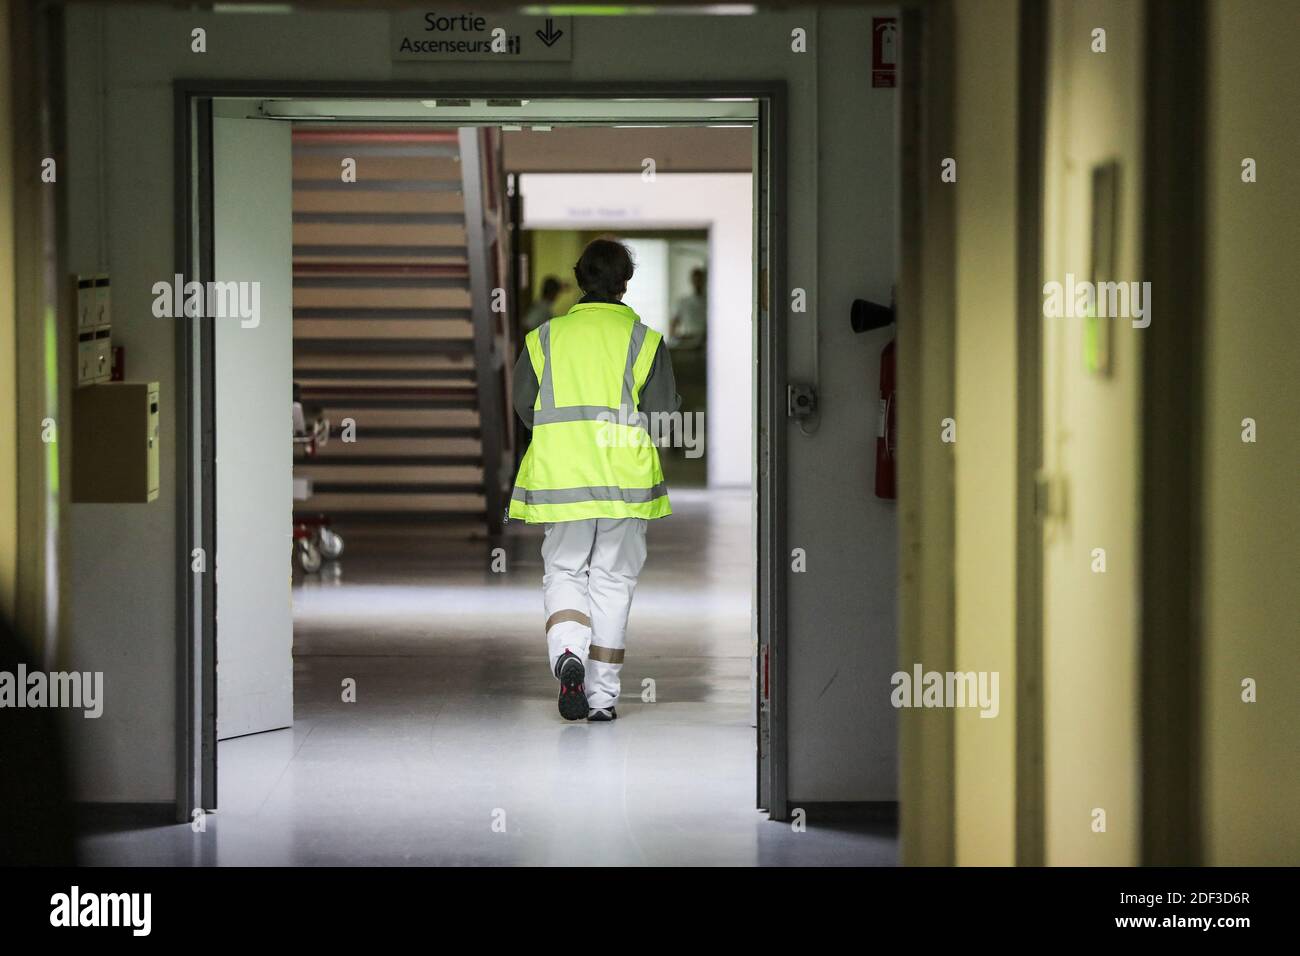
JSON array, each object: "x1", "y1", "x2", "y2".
[
  {"x1": 872, "y1": 17, "x2": 898, "y2": 88},
  {"x1": 392, "y1": 11, "x2": 572, "y2": 62}
]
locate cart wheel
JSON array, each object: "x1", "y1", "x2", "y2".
[
  {"x1": 298, "y1": 539, "x2": 323, "y2": 573},
  {"x1": 318, "y1": 527, "x2": 344, "y2": 560}
]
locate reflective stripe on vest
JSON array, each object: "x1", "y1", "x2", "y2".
[{"x1": 512, "y1": 482, "x2": 668, "y2": 505}]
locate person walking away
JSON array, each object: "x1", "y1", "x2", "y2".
[{"x1": 509, "y1": 238, "x2": 680, "y2": 722}]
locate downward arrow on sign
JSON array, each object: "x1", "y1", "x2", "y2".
[{"x1": 536, "y1": 18, "x2": 564, "y2": 47}]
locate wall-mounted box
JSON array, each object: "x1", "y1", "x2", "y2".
[
  {"x1": 72, "y1": 381, "x2": 160, "y2": 503},
  {"x1": 73, "y1": 273, "x2": 112, "y2": 386},
  {"x1": 92, "y1": 331, "x2": 112, "y2": 381},
  {"x1": 73, "y1": 274, "x2": 111, "y2": 330},
  {"x1": 76, "y1": 277, "x2": 95, "y2": 330},
  {"x1": 76, "y1": 329, "x2": 112, "y2": 386},
  {"x1": 92, "y1": 275, "x2": 112, "y2": 329},
  {"x1": 77, "y1": 337, "x2": 96, "y2": 385}
]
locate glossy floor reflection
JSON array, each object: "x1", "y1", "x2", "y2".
[{"x1": 80, "y1": 489, "x2": 897, "y2": 865}]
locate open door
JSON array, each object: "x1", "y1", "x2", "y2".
[{"x1": 212, "y1": 115, "x2": 294, "y2": 740}]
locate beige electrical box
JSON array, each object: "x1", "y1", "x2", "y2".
[{"x1": 72, "y1": 381, "x2": 160, "y2": 503}]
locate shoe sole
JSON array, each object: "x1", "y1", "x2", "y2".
[
  {"x1": 587, "y1": 708, "x2": 617, "y2": 722},
  {"x1": 557, "y1": 658, "x2": 588, "y2": 721}
]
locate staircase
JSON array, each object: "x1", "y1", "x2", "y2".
[{"x1": 290, "y1": 126, "x2": 513, "y2": 537}]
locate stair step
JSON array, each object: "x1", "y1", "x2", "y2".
[
  {"x1": 294, "y1": 368, "x2": 475, "y2": 381},
  {"x1": 293, "y1": 190, "x2": 465, "y2": 215},
  {"x1": 293, "y1": 320, "x2": 473, "y2": 340},
  {"x1": 293, "y1": 511, "x2": 487, "y2": 524},
  {"x1": 293, "y1": 155, "x2": 463, "y2": 181},
  {"x1": 291, "y1": 128, "x2": 460, "y2": 144},
  {"x1": 295, "y1": 339, "x2": 473, "y2": 354},
  {"x1": 307, "y1": 396, "x2": 476, "y2": 410},
  {"x1": 294, "y1": 275, "x2": 468, "y2": 290},
  {"x1": 293, "y1": 263, "x2": 468, "y2": 278},
  {"x1": 292, "y1": 244, "x2": 467, "y2": 258},
  {"x1": 327, "y1": 425, "x2": 481, "y2": 439},
  {"x1": 296, "y1": 493, "x2": 485, "y2": 512},
  {"x1": 293, "y1": 212, "x2": 465, "y2": 226},
  {"x1": 293, "y1": 307, "x2": 472, "y2": 319},
  {"x1": 292, "y1": 179, "x2": 462, "y2": 192},
  {"x1": 293, "y1": 223, "x2": 467, "y2": 246},
  {"x1": 302, "y1": 455, "x2": 482, "y2": 467},
  {"x1": 310, "y1": 482, "x2": 485, "y2": 495}
]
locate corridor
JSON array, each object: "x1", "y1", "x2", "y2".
[{"x1": 79, "y1": 490, "x2": 896, "y2": 866}]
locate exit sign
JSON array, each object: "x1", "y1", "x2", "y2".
[{"x1": 391, "y1": 11, "x2": 573, "y2": 62}]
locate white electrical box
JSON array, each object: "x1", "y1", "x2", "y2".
[{"x1": 73, "y1": 273, "x2": 112, "y2": 386}]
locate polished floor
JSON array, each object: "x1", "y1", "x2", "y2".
[{"x1": 81, "y1": 489, "x2": 896, "y2": 865}]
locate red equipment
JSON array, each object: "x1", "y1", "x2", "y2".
[{"x1": 874, "y1": 338, "x2": 896, "y2": 499}]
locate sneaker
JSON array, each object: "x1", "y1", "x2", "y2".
[
  {"x1": 587, "y1": 706, "x2": 617, "y2": 722},
  {"x1": 555, "y1": 651, "x2": 588, "y2": 722}
]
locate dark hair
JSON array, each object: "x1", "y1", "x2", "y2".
[
  {"x1": 573, "y1": 238, "x2": 634, "y2": 299},
  {"x1": 540, "y1": 276, "x2": 563, "y2": 300}
]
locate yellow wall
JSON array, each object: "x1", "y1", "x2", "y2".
[
  {"x1": 528, "y1": 230, "x2": 584, "y2": 316},
  {"x1": 1039, "y1": 0, "x2": 1143, "y2": 865},
  {"x1": 915, "y1": 0, "x2": 1294, "y2": 867},
  {"x1": 950, "y1": 0, "x2": 1020, "y2": 866},
  {"x1": 0, "y1": 0, "x2": 17, "y2": 620},
  {"x1": 1200, "y1": 0, "x2": 1300, "y2": 866}
]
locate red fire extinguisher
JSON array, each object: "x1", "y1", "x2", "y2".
[{"x1": 875, "y1": 338, "x2": 896, "y2": 499}]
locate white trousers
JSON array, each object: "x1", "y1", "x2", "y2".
[{"x1": 542, "y1": 517, "x2": 648, "y2": 710}]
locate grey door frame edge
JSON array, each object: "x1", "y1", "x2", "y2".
[
  {"x1": 172, "y1": 78, "x2": 790, "y2": 823},
  {"x1": 1013, "y1": 0, "x2": 1047, "y2": 867}
]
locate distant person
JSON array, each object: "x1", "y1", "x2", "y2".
[
  {"x1": 667, "y1": 267, "x2": 708, "y2": 468},
  {"x1": 510, "y1": 238, "x2": 680, "y2": 722},
  {"x1": 521, "y1": 276, "x2": 566, "y2": 332},
  {"x1": 669, "y1": 267, "x2": 707, "y2": 350}
]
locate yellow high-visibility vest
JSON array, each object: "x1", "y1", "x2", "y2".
[{"x1": 509, "y1": 302, "x2": 672, "y2": 523}]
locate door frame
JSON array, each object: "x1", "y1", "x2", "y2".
[
  {"x1": 1137, "y1": 0, "x2": 1206, "y2": 866},
  {"x1": 172, "y1": 79, "x2": 790, "y2": 823},
  {"x1": 1013, "y1": 0, "x2": 1048, "y2": 868},
  {"x1": 897, "y1": 0, "x2": 958, "y2": 866}
]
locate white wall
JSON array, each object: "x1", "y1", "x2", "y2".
[
  {"x1": 520, "y1": 172, "x2": 753, "y2": 489},
  {"x1": 62, "y1": 4, "x2": 898, "y2": 804},
  {"x1": 621, "y1": 237, "x2": 673, "y2": 338}
]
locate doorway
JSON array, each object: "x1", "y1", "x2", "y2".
[{"x1": 174, "y1": 84, "x2": 791, "y2": 841}]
